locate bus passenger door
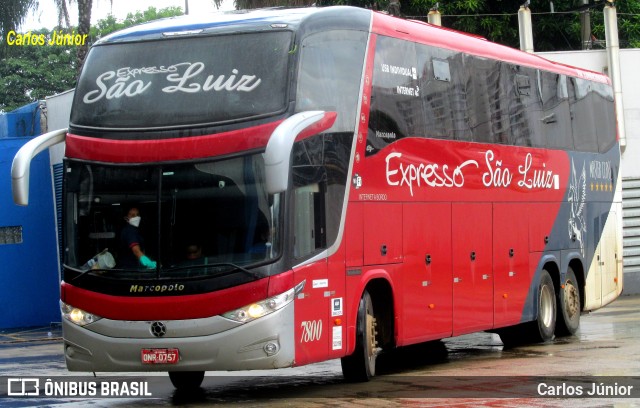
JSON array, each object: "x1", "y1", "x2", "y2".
[
  {"x1": 452, "y1": 203, "x2": 493, "y2": 336},
  {"x1": 293, "y1": 261, "x2": 329, "y2": 366},
  {"x1": 599, "y1": 211, "x2": 620, "y2": 305},
  {"x1": 292, "y1": 185, "x2": 329, "y2": 365}
]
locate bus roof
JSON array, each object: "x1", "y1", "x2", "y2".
[
  {"x1": 95, "y1": 7, "x2": 360, "y2": 45},
  {"x1": 96, "y1": 5, "x2": 609, "y2": 84},
  {"x1": 371, "y1": 11, "x2": 610, "y2": 84}
]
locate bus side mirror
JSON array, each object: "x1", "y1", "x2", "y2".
[
  {"x1": 264, "y1": 111, "x2": 336, "y2": 194},
  {"x1": 11, "y1": 128, "x2": 67, "y2": 206}
]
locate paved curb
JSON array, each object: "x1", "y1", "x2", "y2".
[{"x1": 0, "y1": 324, "x2": 62, "y2": 344}]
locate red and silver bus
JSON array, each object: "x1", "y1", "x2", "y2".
[{"x1": 12, "y1": 6, "x2": 622, "y2": 389}]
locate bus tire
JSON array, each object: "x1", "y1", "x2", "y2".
[
  {"x1": 556, "y1": 266, "x2": 581, "y2": 336},
  {"x1": 529, "y1": 269, "x2": 556, "y2": 342},
  {"x1": 341, "y1": 290, "x2": 378, "y2": 382},
  {"x1": 168, "y1": 371, "x2": 205, "y2": 390}
]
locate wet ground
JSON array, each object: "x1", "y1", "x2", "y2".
[{"x1": 1, "y1": 295, "x2": 639, "y2": 407}]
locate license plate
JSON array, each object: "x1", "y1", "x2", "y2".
[{"x1": 141, "y1": 348, "x2": 179, "y2": 364}]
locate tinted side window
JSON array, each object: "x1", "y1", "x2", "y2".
[
  {"x1": 463, "y1": 55, "x2": 509, "y2": 144},
  {"x1": 569, "y1": 78, "x2": 598, "y2": 152},
  {"x1": 296, "y1": 30, "x2": 367, "y2": 133},
  {"x1": 294, "y1": 30, "x2": 366, "y2": 255},
  {"x1": 418, "y1": 47, "x2": 471, "y2": 141},
  {"x1": 366, "y1": 37, "x2": 614, "y2": 155},
  {"x1": 540, "y1": 72, "x2": 573, "y2": 149},
  {"x1": 507, "y1": 67, "x2": 543, "y2": 147},
  {"x1": 592, "y1": 82, "x2": 616, "y2": 152},
  {"x1": 368, "y1": 36, "x2": 425, "y2": 155}
]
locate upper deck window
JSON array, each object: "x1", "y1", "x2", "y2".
[{"x1": 71, "y1": 31, "x2": 292, "y2": 130}]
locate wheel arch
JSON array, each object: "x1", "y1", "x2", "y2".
[
  {"x1": 364, "y1": 277, "x2": 396, "y2": 350},
  {"x1": 345, "y1": 271, "x2": 397, "y2": 355},
  {"x1": 542, "y1": 260, "x2": 561, "y2": 300},
  {"x1": 567, "y1": 257, "x2": 586, "y2": 311}
]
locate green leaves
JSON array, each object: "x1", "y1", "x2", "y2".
[
  {"x1": 0, "y1": 28, "x2": 77, "y2": 112},
  {"x1": 0, "y1": 6, "x2": 184, "y2": 112}
]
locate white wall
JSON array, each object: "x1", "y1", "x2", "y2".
[{"x1": 44, "y1": 89, "x2": 74, "y2": 164}]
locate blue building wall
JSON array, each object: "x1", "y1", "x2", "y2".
[
  {"x1": 0, "y1": 139, "x2": 60, "y2": 329},
  {"x1": 0, "y1": 102, "x2": 42, "y2": 138}
]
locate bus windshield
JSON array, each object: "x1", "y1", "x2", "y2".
[
  {"x1": 64, "y1": 153, "x2": 281, "y2": 279},
  {"x1": 71, "y1": 31, "x2": 292, "y2": 130}
]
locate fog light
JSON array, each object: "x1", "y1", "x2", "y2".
[{"x1": 264, "y1": 342, "x2": 279, "y2": 356}]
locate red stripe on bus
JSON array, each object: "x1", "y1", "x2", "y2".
[
  {"x1": 61, "y1": 278, "x2": 253, "y2": 321},
  {"x1": 66, "y1": 120, "x2": 283, "y2": 163},
  {"x1": 61, "y1": 270, "x2": 295, "y2": 321}
]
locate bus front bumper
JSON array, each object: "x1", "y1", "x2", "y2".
[{"x1": 62, "y1": 302, "x2": 295, "y2": 373}]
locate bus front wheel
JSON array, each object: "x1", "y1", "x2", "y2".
[
  {"x1": 556, "y1": 267, "x2": 581, "y2": 336},
  {"x1": 168, "y1": 371, "x2": 205, "y2": 390},
  {"x1": 341, "y1": 290, "x2": 379, "y2": 382}
]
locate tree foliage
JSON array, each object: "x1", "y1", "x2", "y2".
[
  {"x1": 229, "y1": 0, "x2": 640, "y2": 51},
  {"x1": 90, "y1": 6, "x2": 184, "y2": 40},
  {"x1": 0, "y1": 0, "x2": 37, "y2": 39},
  {"x1": 0, "y1": 6, "x2": 184, "y2": 112},
  {"x1": 0, "y1": 0, "x2": 38, "y2": 58},
  {"x1": 0, "y1": 28, "x2": 77, "y2": 112},
  {"x1": 75, "y1": 0, "x2": 92, "y2": 74},
  {"x1": 2, "y1": 0, "x2": 638, "y2": 112},
  {"x1": 408, "y1": 0, "x2": 640, "y2": 51}
]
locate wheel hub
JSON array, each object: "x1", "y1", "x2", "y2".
[
  {"x1": 540, "y1": 284, "x2": 554, "y2": 327},
  {"x1": 565, "y1": 281, "x2": 580, "y2": 318},
  {"x1": 365, "y1": 314, "x2": 378, "y2": 358}
]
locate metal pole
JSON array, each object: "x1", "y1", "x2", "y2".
[
  {"x1": 518, "y1": 4, "x2": 534, "y2": 53},
  {"x1": 604, "y1": 2, "x2": 626, "y2": 149},
  {"x1": 428, "y1": 9, "x2": 441, "y2": 26},
  {"x1": 185, "y1": 0, "x2": 189, "y2": 15},
  {"x1": 580, "y1": 0, "x2": 591, "y2": 49},
  {"x1": 428, "y1": 3, "x2": 441, "y2": 26}
]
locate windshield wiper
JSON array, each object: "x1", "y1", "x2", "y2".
[
  {"x1": 66, "y1": 262, "x2": 261, "y2": 282},
  {"x1": 205, "y1": 262, "x2": 261, "y2": 278},
  {"x1": 66, "y1": 264, "x2": 122, "y2": 282},
  {"x1": 168, "y1": 262, "x2": 261, "y2": 279}
]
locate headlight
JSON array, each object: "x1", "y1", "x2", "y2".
[
  {"x1": 60, "y1": 301, "x2": 102, "y2": 326},
  {"x1": 222, "y1": 281, "x2": 304, "y2": 323}
]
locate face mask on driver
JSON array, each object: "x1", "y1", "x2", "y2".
[{"x1": 128, "y1": 216, "x2": 141, "y2": 227}]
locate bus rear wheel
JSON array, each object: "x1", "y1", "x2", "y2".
[
  {"x1": 556, "y1": 267, "x2": 581, "y2": 336},
  {"x1": 341, "y1": 290, "x2": 379, "y2": 382},
  {"x1": 168, "y1": 371, "x2": 205, "y2": 390},
  {"x1": 529, "y1": 269, "x2": 556, "y2": 342}
]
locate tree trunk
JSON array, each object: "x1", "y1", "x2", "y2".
[{"x1": 76, "y1": 0, "x2": 93, "y2": 76}]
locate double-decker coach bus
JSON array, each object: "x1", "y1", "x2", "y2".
[{"x1": 12, "y1": 6, "x2": 622, "y2": 389}]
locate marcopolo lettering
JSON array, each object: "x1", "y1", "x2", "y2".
[{"x1": 130, "y1": 284, "x2": 185, "y2": 293}]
